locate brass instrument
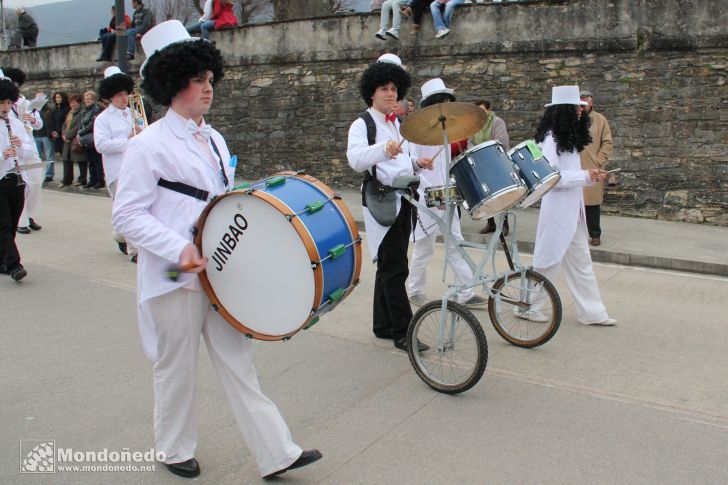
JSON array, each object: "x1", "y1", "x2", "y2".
[{"x1": 129, "y1": 90, "x2": 148, "y2": 135}]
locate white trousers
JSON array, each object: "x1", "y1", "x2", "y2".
[
  {"x1": 408, "y1": 222, "x2": 475, "y2": 303},
  {"x1": 19, "y1": 180, "x2": 41, "y2": 226},
  {"x1": 108, "y1": 181, "x2": 137, "y2": 256},
  {"x1": 533, "y1": 221, "x2": 609, "y2": 324},
  {"x1": 141, "y1": 289, "x2": 302, "y2": 476}
]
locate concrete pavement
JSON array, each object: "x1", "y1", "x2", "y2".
[{"x1": 1, "y1": 189, "x2": 727, "y2": 484}]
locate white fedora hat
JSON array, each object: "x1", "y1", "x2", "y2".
[
  {"x1": 545, "y1": 85, "x2": 588, "y2": 107},
  {"x1": 139, "y1": 20, "x2": 199, "y2": 78},
  {"x1": 103, "y1": 66, "x2": 122, "y2": 78},
  {"x1": 419, "y1": 78, "x2": 454, "y2": 107}
]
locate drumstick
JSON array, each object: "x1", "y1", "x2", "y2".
[
  {"x1": 432, "y1": 145, "x2": 445, "y2": 159},
  {"x1": 398, "y1": 138, "x2": 406, "y2": 148}
]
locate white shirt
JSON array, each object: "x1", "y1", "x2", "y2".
[
  {"x1": 111, "y1": 108, "x2": 233, "y2": 360},
  {"x1": 11, "y1": 96, "x2": 43, "y2": 132},
  {"x1": 1, "y1": 115, "x2": 37, "y2": 183},
  {"x1": 408, "y1": 142, "x2": 449, "y2": 238},
  {"x1": 533, "y1": 133, "x2": 594, "y2": 268},
  {"x1": 94, "y1": 105, "x2": 132, "y2": 186},
  {"x1": 346, "y1": 107, "x2": 420, "y2": 261}
]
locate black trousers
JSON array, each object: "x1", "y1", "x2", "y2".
[
  {"x1": 0, "y1": 174, "x2": 25, "y2": 271},
  {"x1": 411, "y1": 0, "x2": 435, "y2": 25},
  {"x1": 62, "y1": 160, "x2": 88, "y2": 185},
  {"x1": 585, "y1": 204, "x2": 601, "y2": 238},
  {"x1": 373, "y1": 200, "x2": 413, "y2": 340},
  {"x1": 86, "y1": 146, "x2": 104, "y2": 185},
  {"x1": 99, "y1": 31, "x2": 116, "y2": 58}
]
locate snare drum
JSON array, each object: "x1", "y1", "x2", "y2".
[
  {"x1": 508, "y1": 140, "x2": 561, "y2": 208},
  {"x1": 449, "y1": 141, "x2": 527, "y2": 220},
  {"x1": 424, "y1": 183, "x2": 462, "y2": 208},
  {"x1": 194, "y1": 172, "x2": 362, "y2": 340}
]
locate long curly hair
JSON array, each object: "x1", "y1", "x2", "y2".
[
  {"x1": 141, "y1": 40, "x2": 225, "y2": 106},
  {"x1": 98, "y1": 73, "x2": 135, "y2": 101},
  {"x1": 0, "y1": 79, "x2": 20, "y2": 102},
  {"x1": 358, "y1": 62, "x2": 411, "y2": 107},
  {"x1": 2, "y1": 67, "x2": 26, "y2": 87},
  {"x1": 534, "y1": 105, "x2": 592, "y2": 154}
]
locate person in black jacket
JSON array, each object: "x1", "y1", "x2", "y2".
[
  {"x1": 78, "y1": 91, "x2": 104, "y2": 189},
  {"x1": 10, "y1": 8, "x2": 39, "y2": 49},
  {"x1": 50, "y1": 92, "x2": 69, "y2": 160},
  {"x1": 126, "y1": 0, "x2": 154, "y2": 60}
]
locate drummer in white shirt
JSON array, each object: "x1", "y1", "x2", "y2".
[
  {"x1": 346, "y1": 53, "x2": 433, "y2": 352},
  {"x1": 0, "y1": 70, "x2": 36, "y2": 281},
  {"x1": 406, "y1": 79, "x2": 486, "y2": 308},
  {"x1": 111, "y1": 21, "x2": 320, "y2": 480},
  {"x1": 94, "y1": 66, "x2": 139, "y2": 261}
]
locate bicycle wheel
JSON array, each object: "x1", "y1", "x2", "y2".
[
  {"x1": 487, "y1": 269, "x2": 561, "y2": 348},
  {"x1": 407, "y1": 301, "x2": 488, "y2": 394}
]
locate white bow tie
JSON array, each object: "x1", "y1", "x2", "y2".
[{"x1": 186, "y1": 120, "x2": 212, "y2": 141}]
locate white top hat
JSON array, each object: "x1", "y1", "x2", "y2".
[
  {"x1": 139, "y1": 20, "x2": 198, "y2": 77},
  {"x1": 420, "y1": 78, "x2": 454, "y2": 106},
  {"x1": 377, "y1": 53, "x2": 403, "y2": 68},
  {"x1": 545, "y1": 86, "x2": 588, "y2": 107},
  {"x1": 103, "y1": 66, "x2": 122, "y2": 78}
]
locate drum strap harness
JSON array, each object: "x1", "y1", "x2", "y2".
[
  {"x1": 157, "y1": 138, "x2": 229, "y2": 201},
  {"x1": 358, "y1": 112, "x2": 423, "y2": 237}
]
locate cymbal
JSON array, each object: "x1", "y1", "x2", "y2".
[{"x1": 400, "y1": 102, "x2": 487, "y2": 146}]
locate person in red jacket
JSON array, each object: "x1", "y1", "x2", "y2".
[
  {"x1": 96, "y1": 5, "x2": 132, "y2": 62},
  {"x1": 185, "y1": 0, "x2": 237, "y2": 40}
]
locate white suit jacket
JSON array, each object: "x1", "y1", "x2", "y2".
[
  {"x1": 111, "y1": 108, "x2": 233, "y2": 361},
  {"x1": 346, "y1": 108, "x2": 419, "y2": 261},
  {"x1": 0, "y1": 115, "x2": 37, "y2": 183},
  {"x1": 94, "y1": 105, "x2": 132, "y2": 186},
  {"x1": 533, "y1": 133, "x2": 595, "y2": 269}
]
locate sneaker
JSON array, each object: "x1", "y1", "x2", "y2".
[
  {"x1": 435, "y1": 28, "x2": 450, "y2": 39},
  {"x1": 16, "y1": 226, "x2": 31, "y2": 235},
  {"x1": 409, "y1": 293, "x2": 429, "y2": 307},
  {"x1": 58, "y1": 183, "x2": 68, "y2": 188},
  {"x1": 374, "y1": 29, "x2": 387, "y2": 40},
  {"x1": 515, "y1": 310, "x2": 549, "y2": 322},
  {"x1": 581, "y1": 318, "x2": 617, "y2": 326},
  {"x1": 385, "y1": 28, "x2": 399, "y2": 40},
  {"x1": 462, "y1": 295, "x2": 487, "y2": 308}
]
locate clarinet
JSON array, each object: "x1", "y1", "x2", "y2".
[{"x1": 3, "y1": 115, "x2": 24, "y2": 185}]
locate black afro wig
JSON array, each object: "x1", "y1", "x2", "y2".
[
  {"x1": 2, "y1": 67, "x2": 26, "y2": 87},
  {"x1": 0, "y1": 78, "x2": 20, "y2": 103},
  {"x1": 98, "y1": 73, "x2": 135, "y2": 101},
  {"x1": 358, "y1": 61, "x2": 411, "y2": 107},
  {"x1": 141, "y1": 39, "x2": 225, "y2": 106}
]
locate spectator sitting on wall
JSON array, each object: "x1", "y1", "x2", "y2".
[
  {"x1": 375, "y1": 0, "x2": 408, "y2": 40},
  {"x1": 431, "y1": 0, "x2": 464, "y2": 39},
  {"x1": 408, "y1": 0, "x2": 434, "y2": 34},
  {"x1": 186, "y1": 0, "x2": 238, "y2": 41},
  {"x1": 97, "y1": 5, "x2": 132, "y2": 62},
  {"x1": 126, "y1": 0, "x2": 154, "y2": 61},
  {"x1": 9, "y1": 8, "x2": 39, "y2": 49}
]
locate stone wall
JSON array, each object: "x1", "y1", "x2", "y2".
[{"x1": 2, "y1": 0, "x2": 727, "y2": 224}]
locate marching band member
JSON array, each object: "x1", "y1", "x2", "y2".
[
  {"x1": 111, "y1": 21, "x2": 320, "y2": 479},
  {"x1": 529, "y1": 86, "x2": 616, "y2": 326},
  {"x1": 346, "y1": 53, "x2": 433, "y2": 351},
  {"x1": 94, "y1": 66, "x2": 138, "y2": 261},
  {"x1": 406, "y1": 79, "x2": 486, "y2": 308},
  {"x1": 3, "y1": 67, "x2": 44, "y2": 234},
  {"x1": 0, "y1": 70, "x2": 35, "y2": 281}
]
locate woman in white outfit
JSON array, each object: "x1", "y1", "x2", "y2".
[{"x1": 526, "y1": 86, "x2": 616, "y2": 326}]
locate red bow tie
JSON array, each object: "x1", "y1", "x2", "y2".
[{"x1": 385, "y1": 113, "x2": 397, "y2": 123}]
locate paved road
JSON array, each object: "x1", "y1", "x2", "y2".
[{"x1": 1, "y1": 190, "x2": 727, "y2": 484}]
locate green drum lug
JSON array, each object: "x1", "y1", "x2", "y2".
[
  {"x1": 328, "y1": 244, "x2": 346, "y2": 260},
  {"x1": 306, "y1": 200, "x2": 325, "y2": 214},
  {"x1": 327, "y1": 288, "x2": 346, "y2": 303},
  {"x1": 233, "y1": 182, "x2": 251, "y2": 190},
  {"x1": 304, "y1": 316, "x2": 320, "y2": 330},
  {"x1": 265, "y1": 176, "x2": 286, "y2": 187}
]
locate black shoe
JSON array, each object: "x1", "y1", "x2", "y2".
[
  {"x1": 10, "y1": 266, "x2": 27, "y2": 281},
  {"x1": 44, "y1": 176, "x2": 53, "y2": 182},
  {"x1": 263, "y1": 449, "x2": 322, "y2": 479},
  {"x1": 0, "y1": 264, "x2": 7, "y2": 274},
  {"x1": 164, "y1": 458, "x2": 200, "y2": 478},
  {"x1": 479, "y1": 221, "x2": 496, "y2": 234},
  {"x1": 96, "y1": 56, "x2": 111, "y2": 62},
  {"x1": 28, "y1": 218, "x2": 41, "y2": 231},
  {"x1": 117, "y1": 241, "x2": 128, "y2": 255},
  {"x1": 394, "y1": 337, "x2": 430, "y2": 352},
  {"x1": 130, "y1": 254, "x2": 138, "y2": 264},
  {"x1": 17, "y1": 226, "x2": 31, "y2": 234},
  {"x1": 82, "y1": 183, "x2": 94, "y2": 189},
  {"x1": 374, "y1": 330, "x2": 393, "y2": 340},
  {"x1": 92, "y1": 182, "x2": 105, "y2": 189}
]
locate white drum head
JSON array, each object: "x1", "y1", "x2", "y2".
[{"x1": 200, "y1": 193, "x2": 315, "y2": 337}]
